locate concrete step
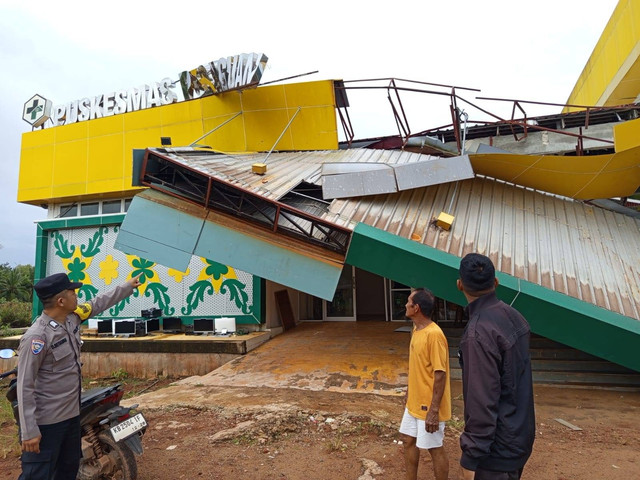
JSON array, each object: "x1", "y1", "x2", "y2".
[
  {"x1": 439, "y1": 323, "x2": 640, "y2": 388},
  {"x1": 449, "y1": 366, "x2": 640, "y2": 388}
]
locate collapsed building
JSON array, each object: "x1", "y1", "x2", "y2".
[{"x1": 14, "y1": 0, "x2": 640, "y2": 382}]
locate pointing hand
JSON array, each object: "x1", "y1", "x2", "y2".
[{"x1": 128, "y1": 274, "x2": 143, "y2": 288}]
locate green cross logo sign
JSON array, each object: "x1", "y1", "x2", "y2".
[
  {"x1": 23, "y1": 94, "x2": 52, "y2": 127},
  {"x1": 27, "y1": 100, "x2": 43, "y2": 119}
]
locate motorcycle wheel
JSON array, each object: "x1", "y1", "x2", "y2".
[{"x1": 77, "y1": 431, "x2": 138, "y2": 480}]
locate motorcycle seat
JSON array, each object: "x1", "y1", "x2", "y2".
[{"x1": 80, "y1": 384, "x2": 121, "y2": 408}]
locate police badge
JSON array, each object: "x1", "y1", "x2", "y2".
[{"x1": 31, "y1": 339, "x2": 45, "y2": 355}]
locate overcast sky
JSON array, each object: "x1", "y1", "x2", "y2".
[{"x1": 0, "y1": 0, "x2": 619, "y2": 266}]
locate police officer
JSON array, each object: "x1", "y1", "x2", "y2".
[{"x1": 16, "y1": 272, "x2": 141, "y2": 480}]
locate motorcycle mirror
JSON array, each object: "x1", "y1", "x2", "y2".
[{"x1": 0, "y1": 349, "x2": 16, "y2": 359}]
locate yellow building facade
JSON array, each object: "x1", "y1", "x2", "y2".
[
  {"x1": 565, "y1": 0, "x2": 640, "y2": 110},
  {"x1": 19, "y1": 80, "x2": 339, "y2": 205}
]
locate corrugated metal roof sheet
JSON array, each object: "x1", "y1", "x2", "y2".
[
  {"x1": 155, "y1": 148, "x2": 640, "y2": 321},
  {"x1": 330, "y1": 177, "x2": 640, "y2": 320},
  {"x1": 158, "y1": 148, "x2": 432, "y2": 202}
]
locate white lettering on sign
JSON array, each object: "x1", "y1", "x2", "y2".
[
  {"x1": 179, "y1": 53, "x2": 268, "y2": 99},
  {"x1": 28, "y1": 53, "x2": 269, "y2": 129},
  {"x1": 44, "y1": 78, "x2": 178, "y2": 128}
]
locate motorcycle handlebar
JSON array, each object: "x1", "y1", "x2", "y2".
[{"x1": 0, "y1": 368, "x2": 17, "y2": 380}]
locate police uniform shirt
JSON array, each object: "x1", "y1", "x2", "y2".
[{"x1": 17, "y1": 282, "x2": 135, "y2": 441}]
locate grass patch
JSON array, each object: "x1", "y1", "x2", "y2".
[
  {"x1": 231, "y1": 433, "x2": 257, "y2": 446},
  {"x1": 326, "y1": 435, "x2": 348, "y2": 453},
  {"x1": 111, "y1": 368, "x2": 129, "y2": 381},
  {"x1": 0, "y1": 394, "x2": 20, "y2": 459},
  {"x1": 0, "y1": 325, "x2": 21, "y2": 337},
  {"x1": 446, "y1": 406, "x2": 465, "y2": 434},
  {"x1": 83, "y1": 376, "x2": 169, "y2": 400}
]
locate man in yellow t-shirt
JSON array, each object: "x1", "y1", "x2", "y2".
[{"x1": 399, "y1": 287, "x2": 451, "y2": 480}]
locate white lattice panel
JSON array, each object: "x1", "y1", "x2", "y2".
[{"x1": 45, "y1": 225, "x2": 255, "y2": 319}]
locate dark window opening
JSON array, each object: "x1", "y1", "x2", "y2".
[
  {"x1": 59, "y1": 204, "x2": 77, "y2": 218},
  {"x1": 81, "y1": 203, "x2": 99, "y2": 216},
  {"x1": 279, "y1": 181, "x2": 329, "y2": 217},
  {"x1": 102, "y1": 200, "x2": 122, "y2": 214}
]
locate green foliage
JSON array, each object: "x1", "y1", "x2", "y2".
[
  {"x1": 0, "y1": 300, "x2": 32, "y2": 328},
  {"x1": 0, "y1": 323, "x2": 21, "y2": 337},
  {"x1": 111, "y1": 368, "x2": 129, "y2": 381},
  {"x1": 0, "y1": 263, "x2": 34, "y2": 328},
  {"x1": 0, "y1": 396, "x2": 20, "y2": 458},
  {"x1": 0, "y1": 263, "x2": 10, "y2": 277},
  {"x1": 14, "y1": 264, "x2": 34, "y2": 282},
  {"x1": 0, "y1": 264, "x2": 33, "y2": 303}
]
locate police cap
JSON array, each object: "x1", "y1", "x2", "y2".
[{"x1": 34, "y1": 273, "x2": 82, "y2": 301}]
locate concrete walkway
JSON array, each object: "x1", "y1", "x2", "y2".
[{"x1": 176, "y1": 321, "x2": 411, "y2": 396}]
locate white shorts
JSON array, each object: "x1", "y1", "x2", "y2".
[{"x1": 399, "y1": 408, "x2": 445, "y2": 449}]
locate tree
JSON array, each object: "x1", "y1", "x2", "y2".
[
  {"x1": 15, "y1": 264, "x2": 34, "y2": 302},
  {"x1": 0, "y1": 265, "x2": 33, "y2": 302}
]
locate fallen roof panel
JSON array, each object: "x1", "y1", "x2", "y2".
[
  {"x1": 468, "y1": 145, "x2": 640, "y2": 199},
  {"x1": 322, "y1": 167, "x2": 397, "y2": 199},
  {"x1": 393, "y1": 155, "x2": 473, "y2": 191},
  {"x1": 321, "y1": 155, "x2": 474, "y2": 200},
  {"x1": 116, "y1": 189, "x2": 345, "y2": 300}
]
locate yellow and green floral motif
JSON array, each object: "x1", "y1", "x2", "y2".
[
  {"x1": 52, "y1": 228, "x2": 108, "y2": 302},
  {"x1": 168, "y1": 267, "x2": 190, "y2": 283},
  {"x1": 50, "y1": 227, "x2": 253, "y2": 318},
  {"x1": 99, "y1": 255, "x2": 119, "y2": 285},
  {"x1": 182, "y1": 257, "x2": 252, "y2": 315},
  {"x1": 109, "y1": 255, "x2": 176, "y2": 316},
  {"x1": 199, "y1": 258, "x2": 237, "y2": 291},
  {"x1": 126, "y1": 255, "x2": 161, "y2": 295}
]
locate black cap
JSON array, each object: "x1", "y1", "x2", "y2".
[
  {"x1": 34, "y1": 273, "x2": 82, "y2": 301},
  {"x1": 459, "y1": 253, "x2": 495, "y2": 293}
]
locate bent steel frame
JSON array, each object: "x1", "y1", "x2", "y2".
[
  {"x1": 337, "y1": 78, "x2": 640, "y2": 155},
  {"x1": 139, "y1": 149, "x2": 352, "y2": 255}
]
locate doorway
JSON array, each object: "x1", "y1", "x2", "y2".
[
  {"x1": 298, "y1": 268, "x2": 403, "y2": 322},
  {"x1": 354, "y1": 268, "x2": 387, "y2": 321},
  {"x1": 324, "y1": 266, "x2": 356, "y2": 321}
]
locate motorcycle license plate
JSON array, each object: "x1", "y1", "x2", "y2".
[{"x1": 110, "y1": 413, "x2": 147, "y2": 442}]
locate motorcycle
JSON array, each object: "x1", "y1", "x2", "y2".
[{"x1": 0, "y1": 348, "x2": 146, "y2": 480}]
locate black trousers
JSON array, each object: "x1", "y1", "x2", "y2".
[
  {"x1": 18, "y1": 416, "x2": 81, "y2": 480},
  {"x1": 475, "y1": 466, "x2": 523, "y2": 479}
]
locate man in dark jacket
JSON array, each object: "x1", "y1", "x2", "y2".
[{"x1": 457, "y1": 253, "x2": 535, "y2": 480}]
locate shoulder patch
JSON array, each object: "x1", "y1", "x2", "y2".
[
  {"x1": 75, "y1": 303, "x2": 92, "y2": 321},
  {"x1": 31, "y1": 339, "x2": 45, "y2": 355}
]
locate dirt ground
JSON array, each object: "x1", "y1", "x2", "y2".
[{"x1": 1, "y1": 379, "x2": 639, "y2": 480}]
